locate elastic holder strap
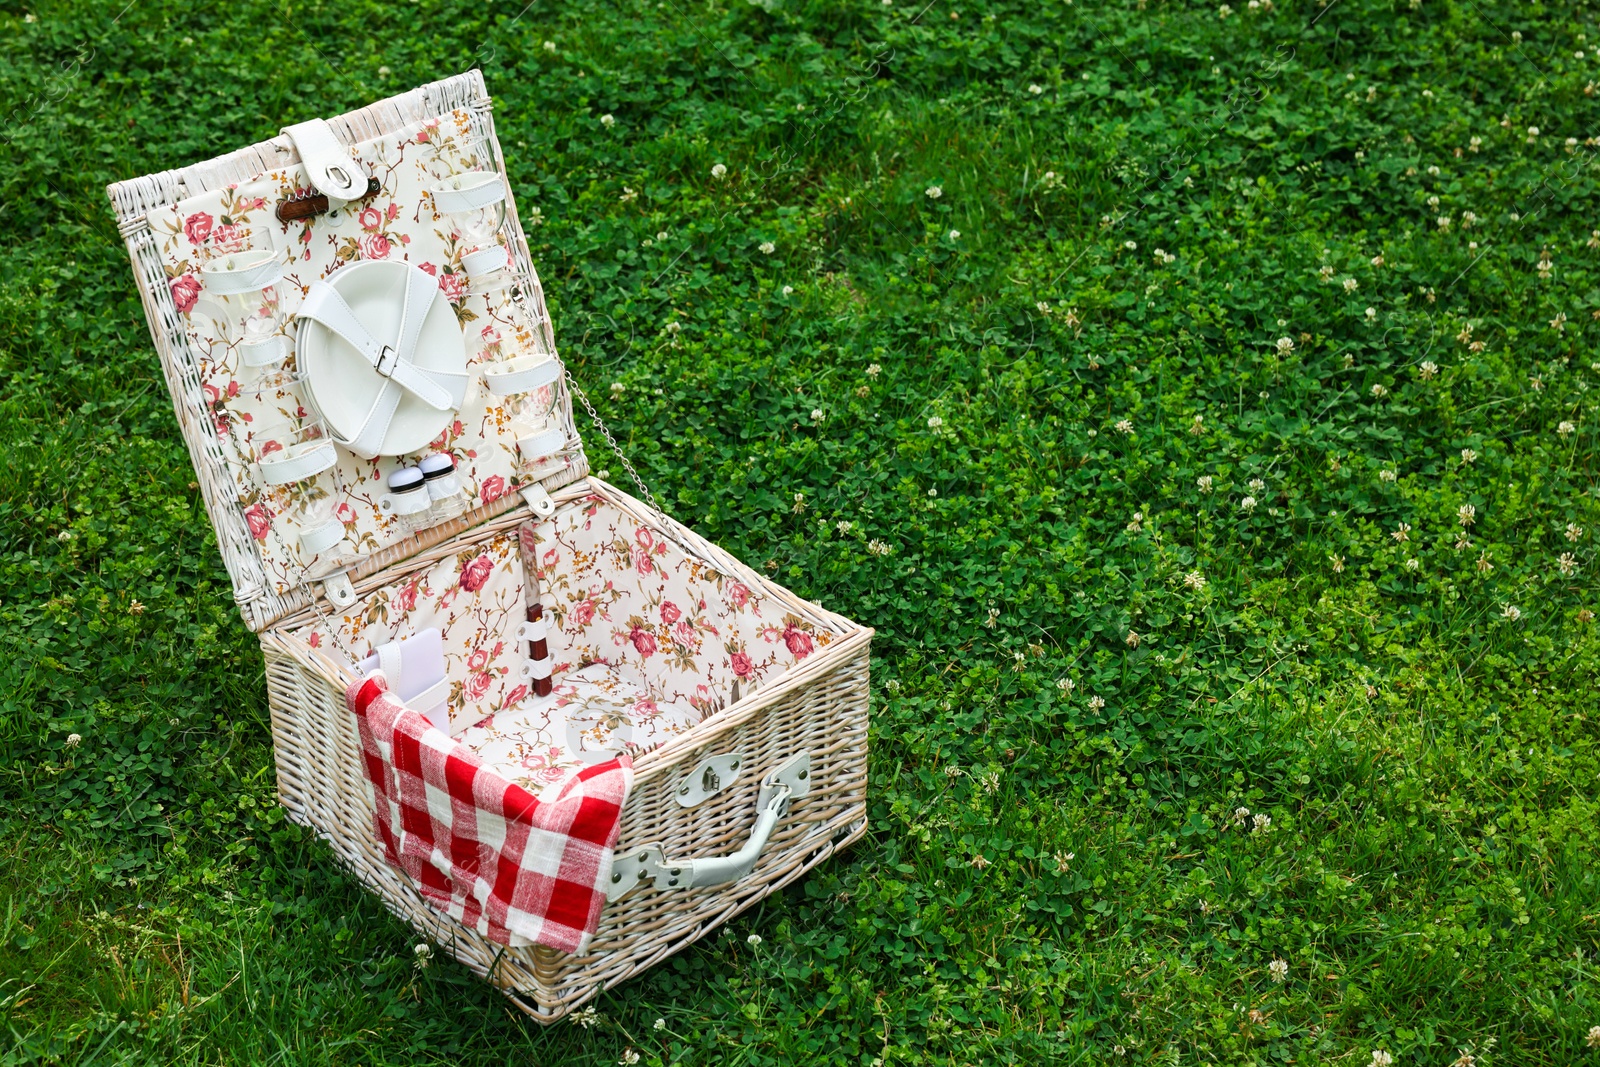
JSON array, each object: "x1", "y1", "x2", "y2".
[
  {"x1": 519, "y1": 656, "x2": 554, "y2": 680},
  {"x1": 516, "y1": 618, "x2": 549, "y2": 643},
  {"x1": 298, "y1": 517, "x2": 345, "y2": 556},
  {"x1": 461, "y1": 245, "x2": 509, "y2": 283},
  {"x1": 240, "y1": 335, "x2": 289, "y2": 369},
  {"x1": 429, "y1": 172, "x2": 507, "y2": 215},
  {"x1": 482, "y1": 354, "x2": 561, "y2": 397},
  {"x1": 257, "y1": 441, "x2": 338, "y2": 486}
]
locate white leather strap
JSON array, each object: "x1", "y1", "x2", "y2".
[
  {"x1": 381, "y1": 487, "x2": 432, "y2": 516},
  {"x1": 482, "y1": 354, "x2": 561, "y2": 396},
  {"x1": 516, "y1": 618, "x2": 548, "y2": 642},
  {"x1": 517, "y1": 425, "x2": 567, "y2": 462},
  {"x1": 281, "y1": 119, "x2": 366, "y2": 201},
  {"x1": 409, "y1": 677, "x2": 451, "y2": 713},
  {"x1": 240, "y1": 335, "x2": 289, "y2": 368},
  {"x1": 374, "y1": 640, "x2": 403, "y2": 679},
  {"x1": 299, "y1": 517, "x2": 345, "y2": 556},
  {"x1": 201, "y1": 250, "x2": 282, "y2": 296},
  {"x1": 298, "y1": 272, "x2": 470, "y2": 458},
  {"x1": 461, "y1": 245, "x2": 509, "y2": 282},
  {"x1": 257, "y1": 441, "x2": 338, "y2": 486},
  {"x1": 430, "y1": 172, "x2": 506, "y2": 214},
  {"x1": 519, "y1": 656, "x2": 554, "y2": 679}
]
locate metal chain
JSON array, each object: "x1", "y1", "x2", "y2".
[{"x1": 564, "y1": 368, "x2": 662, "y2": 514}]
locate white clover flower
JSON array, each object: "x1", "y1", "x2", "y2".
[
  {"x1": 609, "y1": 381, "x2": 625, "y2": 396},
  {"x1": 1458, "y1": 503, "x2": 1476, "y2": 526},
  {"x1": 1197, "y1": 475, "x2": 1214, "y2": 493},
  {"x1": 867, "y1": 539, "x2": 892, "y2": 557},
  {"x1": 1371, "y1": 254, "x2": 1384, "y2": 266},
  {"x1": 1247, "y1": 478, "x2": 1266, "y2": 494},
  {"x1": 948, "y1": 229, "x2": 960, "y2": 240},
  {"x1": 1087, "y1": 695, "x2": 1106, "y2": 711},
  {"x1": 620, "y1": 1050, "x2": 641, "y2": 1066},
  {"x1": 1035, "y1": 300, "x2": 1051, "y2": 314},
  {"x1": 1330, "y1": 554, "x2": 1346, "y2": 573},
  {"x1": 654, "y1": 1018, "x2": 667, "y2": 1030},
  {"x1": 1558, "y1": 420, "x2": 1576, "y2": 437},
  {"x1": 1365, "y1": 307, "x2": 1377, "y2": 322},
  {"x1": 600, "y1": 113, "x2": 616, "y2": 127},
  {"x1": 1183, "y1": 570, "x2": 1207, "y2": 590},
  {"x1": 835, "y1": 520, "x2": 852, "y2": 535},
  {"x1": 747, "y1": 933, "x2": 762, "y2": 946},
  {"x1": 1268, "y1": 958, "x2": 1289, "y2": 983},
  {"x1": 1343, "y1": 277, "x2": 1359, "y2": 292},
  {"x1": 1371, "y1": 384, "x2": 1388, "y2": 398},
  {"x1": 1276, "y1": 336, "x2": 1295, "y2": 355},
  {"x1": 1567, "y1": 522, "x2": 1584, "y2": 542},
  {"x1": 925, "y1": 185, "x2": 943, "y2": 199},
  {"x1": 1501, "y1": 604, "x2": 1522, "y2": 621},
  {"x1": 1527, "y1": 124, "x2": 1539, "y2": 139},
  {"x1": 543, "y1": 40, "x2": 557, "y2": 52},
  {"x1": 927, "y1": 415, "x2": 944, "y2": 430},
  {"x1": 1559, "y1": 552, "x2": 1578, "y2": 576},
  {"x1": 1392, "y1": 522, "x2": 1411, "y2": 542},
  {"x1": 1115, "y1": 419, "x2": 1134, "y2": 435},
  {"x1": 1240, "y1": 495, "x2": 1257, "y2": 511},
  {"x1": 1371, "y1": 1051, "x2": 1394, "y2": 1066},
  {"x1": 65, "y1": 733, "x2": 81, "y2": 748},
  {"x1": 1419, "y1": 360, "x2": 1439, "y2": 379},
  {"x1": 575, "y1": 1006, "x2": 600, "y2": 1028},
  {"x1": 1124, "y1": 240, "x2": 1137, "y2": 251},
  {"x1": 1405, "y1": 558, "x2": 1420, "y2": 571},
  {"x1": 664, "y1": 321, "x2": 681, "y2": 334},
  {"x1": 1253, "y1": 813, "x2": 1272, "y2": 832},
  {"x1": 866, "y1": 363, "x2": 882, "y2": 378},
  {"x1": 759, "y1": 241, "x2": 776, "y2": 254},
  {"x1": 782, "y1": 285, "x2": 794, "y2": 296},
  {"x1": 810, "y1": 408, "x2": 825, "y2": 422},
  {"x1": 378, "y1": 65, "x2": 391, "y2": 77},
  {"x1": 970, "y1": 853, "x2": 992, "y2": 870},
  {"x1": 1029, "y1": 84, "x2": 1044, "y2": 95},
  {"x1": 1461, "y1": 448, "x2": 1478, "y2": 464},
  {"x1": 1233, "y1": 806, "x2": 1251, "y2": 825},
  {"x1": 1587, "y1": 1024, "x2": 1600, "y2": 1048},
  {"x1": 1380, "y1": 469, "x2": 1398, "y2": 482},
  {"x1": 1125, "y1": 630, "x2": 1140, "y2": 648},
  {"x1": 711, "y1": 162, "x2": 727, "y2": 179}
]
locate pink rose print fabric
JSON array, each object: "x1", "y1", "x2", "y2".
[
  {"x1": 292, "y1": 489, "x2": 837, "y2": 789},
  {"x1": 146, "y1": 108, "x2": 570, "y2": 598}
]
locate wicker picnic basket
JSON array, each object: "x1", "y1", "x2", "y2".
[{"x1": 106, "y1": 69, "x2": 870, "y2": 1022}]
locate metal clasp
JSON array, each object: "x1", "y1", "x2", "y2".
[{"x1": 375, "y1": 344, "x2": 399, "y2": 379}]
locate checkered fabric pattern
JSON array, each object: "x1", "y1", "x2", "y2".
[{"x1": 346, "y1": 673, "x2": 633, "y2": 953}]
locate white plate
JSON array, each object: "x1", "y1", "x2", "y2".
[{"x1": 296, "y1": 260, "x2": 466, "y2": 457}]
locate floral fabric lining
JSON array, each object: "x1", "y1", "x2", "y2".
[
  {"x1": 294, "y1": 492, "x2": 836, "y2": 787},
  {"x1": 151, "y1": 108, "x2": 564, "y2": 600}
]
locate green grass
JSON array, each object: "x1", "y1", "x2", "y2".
[{"x1": 3, "y1": 0, "x2": 1600, "y2": 1062}]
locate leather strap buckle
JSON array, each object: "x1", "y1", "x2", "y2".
[{"x1": 374, "y1": 345, "x2": 399, "y2": 379}]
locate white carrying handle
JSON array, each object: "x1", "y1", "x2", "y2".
[{"x1": 606, "y1": 752, "x2": 811, "y2": 900}]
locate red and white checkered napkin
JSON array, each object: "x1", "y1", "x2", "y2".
[{"x1": 345, "y1": 673, "x2": 633, "y2": 953}]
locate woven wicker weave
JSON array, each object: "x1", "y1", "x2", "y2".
[{"x1": 107, "y1": 70, "x2": 871, "y2": 1022}]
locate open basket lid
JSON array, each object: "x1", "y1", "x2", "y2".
[{"x1": 107, "y1": 71, "x2": 589, "y2": 632}]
